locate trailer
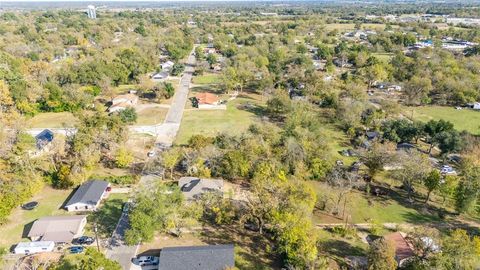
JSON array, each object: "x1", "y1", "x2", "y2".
[{"x1": 14, "y1": 241, "x2": 55, "y2": 255}]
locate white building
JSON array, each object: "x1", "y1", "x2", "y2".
[
  {"x1": 87, "y1": 5, "x2": 96, "y2": 19},
  {"x1": 161, "y1": 61, "x2": 175, "y2": 71},
  {"x1": 65, "y1": 180, "x2": 110, "y2": 212},
  {"x1": 473, "y1": 102, "x2": 480, "y2": 110},
  {"x1": 108, "y1": 94, "x2": 138, "y2": 113},
  {"x1": 14, "y1": 241, "x2": 55, "y2": 255}
]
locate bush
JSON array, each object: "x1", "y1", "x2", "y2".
[
  {"x1": 94, "y1": 175, "x2": 139, "y2": 186},
  {"x1": 170, "y1": 63, "x2": 185, "y2": 76}
]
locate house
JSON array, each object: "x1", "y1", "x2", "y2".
[
  {"x1": 383, "y1": 232, "x2": 414, "y2": 267},
  {"x1": 35, "y1": 129, "x2": 54, "y2": 151},
  {"x1": 194, "y1": 92, "x2": 220, "y2": 109},
  {"x1": 108, "y1": 94, "x2": 138, "y2": 113},
  {"x1": 151, "y1": 71, "x2": 169, "y2": 81},
  {"x1": 375, "y1": 82, "x2": 402, "y2": 92},
  {"x1": 472, "y1": 102, "x2": 480, "y2": 110},
  {"x1": 161, "y1": 60, "x2": 175, "y2": 71},
  {"x1": 14, "y1": 241, "x2": 55, "y2": 255},
  {"x1": 397, "y1": 142, "x2": 415, "y2": 152},
  {"x1": 64, "y1": 180, "x2": 110, "y2": 212},
  {"x1": 366, "y1": 131, "x2": 379, "y2": 141},
  {"x1": 28, "y1": 215, "x2": 87, "y2": 243},
  {"x1": 158, "y1": 245, "x2": 235, "y2": 270},
  {"x1": 178, "y1": 177, "x2": 223, "y2": 200}
]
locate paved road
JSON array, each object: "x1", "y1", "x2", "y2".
[{"x1": 106, "y1": 209, "x2": 138, "y2": 270}]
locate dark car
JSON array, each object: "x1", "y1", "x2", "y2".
[
  {"x1": 74, "y1": 236, "x2": 95, "y2": 245},
  {"x1": 21, "y1": 201, "x2": 39, "y2": 210},
  {"x1": 69, "y1": 246, "x2": 84, "y2": 254}
]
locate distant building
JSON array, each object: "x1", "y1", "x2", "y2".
[
  {"x1": 194, "y1": 92, "x2": 220, "y2": 109},
  {"x1": 158, "y1": 245, "x2": 235, "y2": 270},
  {"x1": 161, "y1": 60, "x2": 175, "y2": 71},
  {"x1": 151, "y1": 71, "x2": 169, "y2": 81},
  {"x1": 14, "y1": 241, "x2": 55, "y2": 255},
  {"x1": 35, "y1": 129, "x2": 54, "y2": 151},
  {"x1": 87, "y1": 5, "x2": 96, "y2": 19},
  {"x1": 64, "y1": 180, "x2": 110, "y2": 212}
]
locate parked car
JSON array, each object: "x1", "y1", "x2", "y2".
[
  {"x1": 147, "y1": 151, "x2": 156, "y2": 157},
  {"x1": 21, "y1": 201, "x2": 39, "y2": 210},
  {"x1": 69, "y1": 246, "x2": 84, "y2": 254},
  {"x1": 134, "y1": 256, "x2": 159, "y2": 266},
  {"x1": 73, "y1": 236, "x2": 94, "y2": 245},
  {"x1": 440, "y1": 165, "x2": 456, "y2": 175}
]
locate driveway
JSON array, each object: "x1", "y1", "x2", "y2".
[{"x1": 105, "y1": 210, "x2": 138, "y2": 270}]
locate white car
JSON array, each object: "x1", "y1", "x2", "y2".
[
  {"x1": 440, "y1": 165, "x2": 456, "y2": 175},
  {"x1": 134, "y1": 256, "x2": 159, "y2": 266}
]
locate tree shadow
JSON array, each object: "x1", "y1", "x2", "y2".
[
  {"x1": 319, "y1": 239, "x2": 366, "y2": 258},
  {"x1": 89, "y1": 198, "x2": 124, "y2": 237}
]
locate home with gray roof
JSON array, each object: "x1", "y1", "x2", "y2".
[
  {"x1": 65, "y1": 180, "x2": 110, "y2": 212},
  {"x1": 28, "y1": 215, "x2": 87, "y2": 243},
  {"x1": 158, "y1": 244, "x2": 235, "y2": 270},
  {"x1": 178, "y1": 177, "x2": 223, "y2": 200}
]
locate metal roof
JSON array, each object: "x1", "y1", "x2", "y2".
[
  {"x1": 158, "y1": 245, "x2": 235, "y2": 270},
  {"x1": 65, "y1": 180, "x2": 109, "y2": 207}
]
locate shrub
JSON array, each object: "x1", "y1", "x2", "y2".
[{"x1": 95, "y1": 175, "x2": 140, "y2": 186}]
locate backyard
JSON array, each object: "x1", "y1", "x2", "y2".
[
  {"x1": 192, "y1": 73, "x2": 222, "y2": 85},
  {"x1": 408, "y1": 106, "x2": 480, "y2": 135},
  {"x1": 175, "y1": 91, "x2": 267, "y2": 144},
  {"x1": 27, "y1": 112, "x2": 78, "y2": 128},
  {"x1": 0, "y1": 186, "x2": 71, "y2": 249}
]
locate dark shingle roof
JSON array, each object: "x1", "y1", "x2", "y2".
[
  {"x1": 158, "y1": 245, "x2": 234, "y2": 270},
  {"x1": 65, "y1": 180, "x2": 109, "y2": 207},
  {"x1": 35, "y1": 129, "x2": 54, "y2": 149}
]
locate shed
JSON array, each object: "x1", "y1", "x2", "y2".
[
  {"x1": 65, "y1": 180, "x2": 110, "y2": 211},
  {"x1": 158, "y1": 244, "x2": 235, "y2": 270},
  {"x1": 14, "y1": 241, "x2": 55, "y2": 255}
]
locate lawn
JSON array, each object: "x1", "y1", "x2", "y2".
[
  {"x1": 0, "y1": 186, "x2": 71, "y2": 249},
  {"x1": 192, "y1": 73, "x2": 222, "y2": 85},
  {"x1": 324, "y1": 23, "x2": 392, "y2": 32},
  {"x1": 27, "y1": 112, "x2": 78, "y2": 128},
  {"x1": 408, "y1": 106, "x2": 480, "y2": 135},
  {"x1": 372, "y1": 52, "x2": 394, "y2": 63},
  {"x1": 136, "y1": 107, "x2": 168, "y2": 125},
  {"x1": 88, "y1": 193, "x2": 129, "y2": 238},
  {"x1": 309, "y1": 181, "x2": 440, "y2": 225},
  {"x1": 175, "y1": 93, "x2": 266, "y2": 144}
]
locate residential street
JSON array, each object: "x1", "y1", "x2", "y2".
[{"x1": 105, "y1": 209, "x2": 137, "y2": 270}]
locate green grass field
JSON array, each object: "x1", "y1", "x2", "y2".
[
  {"x1": 372, "y1": 53, "x2": 394, "y2": 63},
  {"x1": 310, "y1": 181, "x2": 440, "y2": 225},
  {"x1": 0, "y1": 187, "x2": 71, "y2": 248},
  {"x1": 27, "y1": 112, "x2": 78, "y2": 128},
  {"x1": 175, "y1": 93, "x2": 266, "y2": 144},
  {"x1": 136, "y1": 107, "x2": 168, "y2": 125},
  {"x1": 87, "y1": 193, "x2": 128, "y2": 238},
  {"x1": 192, "y1": 73, "x2": 222, "y2": 85},
  {"x1": 408, "y1": 106, "x2": 480, "y2": 135}
]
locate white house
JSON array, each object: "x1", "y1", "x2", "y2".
[
  {"x1": 65, "y1": 180, "x2": 110, "y2": 212},
  {"x1": 473, "y1": 102, "x2": 480, "y2": 110},
  {"x1": 14, "y1": 241, "x2": 55, "y2": 255},
  {"x1": 108, "y1": 94, "x2": 138, "y2": 113},
  {"x1": 161, "y1": 61, "x2": 175, "y2": 71},
  {"x1": 151, "y1": 71, "x2": 169, "y2": 81}
]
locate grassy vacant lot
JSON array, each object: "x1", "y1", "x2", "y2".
[
  {"x1": 0, "y1": 186, "x2": 71, "y2": 249},
  {"x1": 409, "y1": 106, "x2": 480, "y2": 135},
  {"x1": 136, "y1": 107, "x2": 168, "y2": 125},
  {"x1": 27, "y1": 112, "x2": 78, "y2": 128},
  {"x1": 192, "y1": 73, "x2": 222, "y2": 85},
  {"x1": 175, "y1": 92, "x2": 266, "y2": 144},
  {"x1": 324, "y1": 23, "x2": 393, "y2": 32},
  {"x1": 309, "y1": 181, "x2": 440, "y2": 225},
  {"x1": 372, "y1": 52, "x2": 394, "y2": 63}
]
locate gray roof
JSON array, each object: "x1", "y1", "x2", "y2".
[
  {"x1": 178, "y1": 177, "x2": 223, "y2": 200},
  {"x1": 158, "y1": 245, "x2": 235, "y2": 270},
  {"x1": 28, "y1": 215, "x2": 87, "y2": 242},
  {"x1": 65, "y1": 180, "x2": 109, "y2": 207}
]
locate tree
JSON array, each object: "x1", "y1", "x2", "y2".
[
  {"x1": 170, "y1": 63, "x2": 185, "y2": 76},
  {"x1": 368, "y1": 238, "x2": 397, "y2": 270},
  {"x1": 393, "y1": 151, "x2": 430, "y2": 201},
  {"x1": 435, "y1": 229, "x2": 480, "y2": 270},
  {"x1": 206, "y1": 53, "x2": 217, "y2": 69},
  {"x1": 54, "y1": 248, "x2": 121, "y2": 270},
  {"x1": 117, "y1": 107, "x2": 137, "y2": 124},
  {"x1": 438, "y1": 175, "x2": 458, "y2": 205},
  {"x1": 359, "y1": 141, "x2": 396, "y2": 183},
  {"x1": 424, "y1": 120, "x2": 454, "y2": 154},
  {"x1": 162, "y1": 149, "x2": 181, "y2": 179},
  {"x1": 404, "y1": 75, "x2": 433, "y2": 105},
  {"x1": 454, "y1": 165, "x2": 480, "y2": 214},
  {"x1": 435, "y1": 130, "x2": 462, "y2": 155},
  {"x1": 424, "y1": 170, "x2": 441, "y2": 204},
  {"x1": 164, "y1": 82, "x2": 175, "y2": 98},
  {"x1": 115, "y1": 147, "x2": 134, "y2": 168}
]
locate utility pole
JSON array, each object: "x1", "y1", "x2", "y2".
[{"x1": 92, "y1": 212, "x2": 101, "y2": 252}]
